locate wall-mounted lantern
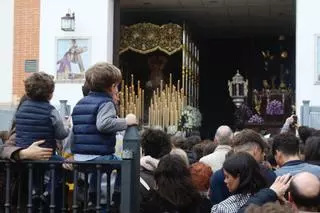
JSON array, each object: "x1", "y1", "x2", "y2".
[{"x1": 61, "y1": 10, "x2": 75, "y2": 31}]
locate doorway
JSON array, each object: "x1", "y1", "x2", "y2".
[{"x1": 119, "y1": 0, "x2": 296, "y2": 138}]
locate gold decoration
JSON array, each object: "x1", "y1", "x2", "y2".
[
  {"x1": 148, "y1": 74, "x2": 186, "y2": 129},
  {"x1": 119, "y1": 76, "x2": 144, "y2": 123},
  {"x1": 119, "y1": 23, "x2": 182, "y2": 55}
]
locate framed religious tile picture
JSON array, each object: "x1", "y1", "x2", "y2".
[{"x1": 55, "y1": 37, "x2": 91, "y2": 82}]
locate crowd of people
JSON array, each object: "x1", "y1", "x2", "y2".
[
  {"x1": 0, "y1": 61, "x2": 319, "y2": 213},
  {"x1": 139, "y1": 120, "x2": 320, "y2": 213}
]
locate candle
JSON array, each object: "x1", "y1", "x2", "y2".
[
  {"x1": 131, "y1": 74, "x2": 134, "y2": 90},
  {"x1": 169, "y1": 73, "x2": 172, "y2": 94},
  {"x1": 125, "y1": 86, "x2": 128, "y2": 114},
  {"x1": 121, "y1": 80, "x2": 124, "y2": 93},
  {"x1": 148, "y1": 107, "x2": 151, "y2": 126},
  {"x1": 142, "y1": 90, "x2": 144, "y2": 122}
]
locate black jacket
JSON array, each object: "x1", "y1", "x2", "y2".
[
  {"x1": 140, "y1": 190, "x2": 209, "y2": 213},
  {"x1": 237, "y1": 188, "x2": 278, "y2": 213},
  {"x1": 140, "y1": 167, "x2": 156, "y2": 204}
]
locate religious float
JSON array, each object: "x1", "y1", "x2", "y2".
[
  {"x1": 118, "y1": 23, "x2": 201, "y2": 135},
  {"x1": 228, "y1": 70, "x2": 294, "y2": 135}
]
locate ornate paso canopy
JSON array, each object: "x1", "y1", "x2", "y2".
[{"x1": 119, "y1": 23, "x2": 183, "y2": 55}]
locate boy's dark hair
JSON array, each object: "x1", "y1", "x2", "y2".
[
  {"x1": 141, "y1": 129, "x2": 171, "y2": 159},
  {"x1": 24, "y1": 72, "x2": 54, "y2": 101},
  {"x1": 82, "y1": 81, "x2": 90, "y2": 97},
  {"x1": 272, "y1": 133, "x2": 300, "y2": 156},
  {"x1": 85, "y1": 62, "x2": 122, "y2": 92}
]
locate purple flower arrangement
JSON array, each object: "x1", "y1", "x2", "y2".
[
  {"x1": 248, "y1": 114, "x2": 264, "y2": 124},
  {"x1": 242, "y1": 104, "x2": 253, "y2": 118},
  {"x1": 266, "y1": 100, "x2": 284, "y2": 115}
]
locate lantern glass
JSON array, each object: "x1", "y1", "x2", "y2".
[{"x1": 61, "y1": 12, "x2": 75, "y2": 31}]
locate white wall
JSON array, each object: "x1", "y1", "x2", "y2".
[
  {"x1": 0, "y1": 0, "x2": 14, "y2": 104},
  {"x1": 296, "y1": 0, "x2": 320, "y2": 117},
  {"x1": 39, "y1": 0, "x2": 114, "y2": 109}
]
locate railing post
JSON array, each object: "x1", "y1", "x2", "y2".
[
  {"x1": 301, "y1": 100, "x2": 310, "y2": 126},
  {"x1": 49, "y1": 164, "x2": 56, "y2": 213},
  {"x1": 122, "y1": 125, "x2": 140, "y2": 213},
  {"x1": 27, "y1": 163, "x2": 33, "y2": 213},
  {"x1": 5, "y1": 162, "x2": 11, "y2": 213}
]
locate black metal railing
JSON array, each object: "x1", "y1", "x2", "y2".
[{"x1": 0, "y1": 126, "x2": 140, "y2": 213}]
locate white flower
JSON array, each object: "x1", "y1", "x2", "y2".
[{"x1": 179, "y1": 105, "x2": 202, "y2": 129}]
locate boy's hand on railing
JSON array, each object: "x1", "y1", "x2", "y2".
[
  {"x1": 19, "y1": 140, "x2": 53, "y2": 160},
  {"x1": 62, "y1": 156, "x2": 74, "y2": 171},
  {"x1": 126, "y1": 113, "x2": 137, "y2": 126}
]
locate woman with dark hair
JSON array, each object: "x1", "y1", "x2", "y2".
[
  {"x1": 304, "y1": 136, "x2": 320, "y2": 166},
  {"x1": 140, "y1": 154, "x2": 203, "y2": 213},
  {"x1": 211, "y1": 152, "x2": 267, "y2": 213}
]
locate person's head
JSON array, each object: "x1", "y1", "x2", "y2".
[
  {"x1": 85, "y1": 62, "x2": 122, "y2": 96},
  {"x1": 245, "y1": 203, "x2": 294, "y2": 213},
  {"x1": 154, "y1": 154, "x2": 200, "y2": 207},
  {"x1": 304, "y1": 136, "x2": 320, "y2": 162},
  {"x1": 24, "y1": 72, "x2": 55, "y2": 101},
  {"x1": 223, "y1": 152, "x2": 267, "y2": 194},
  {"x1": 189, "y1": 162, "x2": 212, "y2": 192},
  {"x1": 192, "y1": 143, "x2": 206, "y2": 161},
  {"x1": 170, "y1": 148, "x2": 189, "y2": 166},
  {"x1": 141, "y1": 129, "x2": 171, "y2": 159},
  {"x1": 82, "y1": 81, "x2": 90, "y2": 97},
  {"x1": 182, "y1": 136, "x2": 201, "y2": 151},
  {"x1": 203, "y1": 141, "x2": 217, "y2": 156},
  {"x1": 170, "y1": 136, "x2": 186, "y2": 149},
  {"x1": 288, "y1": 172, "x2": 320, "y2": 212},
  {"x1": 272, "y1": 133, "x2": 300, "y2": 167},
  {"x1": 298, "y1": 126, "x2": 315, "y2": 144},
  {"x1": 215, "y1": 125, "x2": 233, "y2": 145},
  {"x1": 233, "y1": 129, "x2": 267, "y2": 163}
]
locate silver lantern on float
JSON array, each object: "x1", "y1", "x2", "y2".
[{"x1": 228, "y1": 70, "x2": 248, "y2": 108}]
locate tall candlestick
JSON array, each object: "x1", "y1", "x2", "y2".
[
  {"x1": 131, "y1": 74, "x2": 134, "y2": 89},
  {"x1": 169, "y1": 73, "x2": 172, "y2": 94}
]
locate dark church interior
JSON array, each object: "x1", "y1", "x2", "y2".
[{"x1": 120, "y1": 0, "x2": 295, "y2": 138}]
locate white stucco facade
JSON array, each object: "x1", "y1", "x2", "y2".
[
  {"x1": 0, "y1": 0, "x2": 14, "y2": 104},
  {"x1": 39, "y1": 0, "x2": 114, "y2": 109},
  {"x1": 296, "y1": 0, "x2": 320, "y2": 118},
  {"x1": 3, "y1": 0, "x2": 320, "y2": 121}
]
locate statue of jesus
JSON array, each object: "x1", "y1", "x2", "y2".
[{"x1": 145, "y1": 55, "x2": 168, "y2": 90}]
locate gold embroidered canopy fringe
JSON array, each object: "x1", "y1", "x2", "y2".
[{"x1": 119, "y1": 23, "x2": 183, "y2": 55}]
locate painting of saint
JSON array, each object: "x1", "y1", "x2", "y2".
[{"x1": 56, "y1": 38, "x2": 89, "y2": 81}]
